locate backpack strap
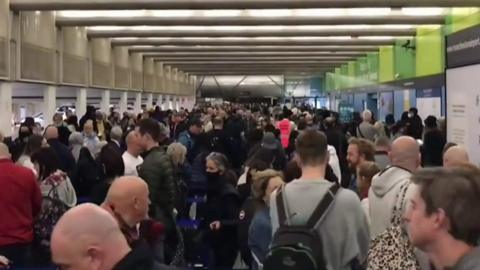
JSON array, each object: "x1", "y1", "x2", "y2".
[
  {"x1": 356, "y1": 124, "x2": 365, "y2": 139},
  {"x1": 306, "y1": 183, "x2": 340, "y2": 228},
  {"x1": 275, "y1": 186, "x2": 288, "y2": 227}
]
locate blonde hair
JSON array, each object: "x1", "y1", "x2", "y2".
[
  {"x1": 167, "y1": 143, "x2": 187, "y2": 166},
  {"x1": 251, "y1": 169, "x2": 284, "y2": 202}
]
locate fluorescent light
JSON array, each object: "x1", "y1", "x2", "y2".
[
  {"x1": 348, "y1": 8, "x2": 392, "y2": 16},
  {"x1": 247, "y1": 9, "x2": 293, "y2": 17},
  {"x1": 148, "y1": 10, "x2": 195, "y2": 17},
  {"x1": 202, "y1": 10, "x2": 243, "y2": 17},
  {"x1": 401, "y1": 8, "x2": 446, "y2": 16},
  {"x1": 357, "y1": 36, "x2": 400, "y2": 40},
  {"x1": 88, "y1": 25, "x2": 417, "y2": 32},
  {"x1": 294, "y1": 9, "x2": 345, "y2": 17},
  {"x1": 60, "y1": 8, "x2": 444, "y2": 18},
  {"x1": 59, "y1": 10, "x2": 145, "y2": 17}
]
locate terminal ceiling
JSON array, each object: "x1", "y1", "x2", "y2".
[{"x1": 9, "y1": 0, "x2": 480, "y2": 77}]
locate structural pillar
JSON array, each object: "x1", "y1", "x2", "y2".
[
  {"x1": 119, "y1": 91, "x2": 128, "y2": 115},
  {"x1": 43, "y1": 85, "x2": 56, "y2": 126},
  {"x1": 165, "y1": 95, "x2": 172, "y2": 110},
  {"x1": 0, "y1": 83, "x2": 13, "y2": 137},
  {"x1": 156, "y1": 94, "x2": 163, "y2": 110},
  {"x1": 76, "y1": 88, "x2": 87, "y2": 120},
  {"x1": 134, "y1": 92, "x2": 142, "y2": 114},
  {"x1": 175, "y1": 96, "x2": 180, "y2": 111},
  {"x1": 170, "y1": 96, "x2": 178, "y2": 111},
  {"x1": 146, "y1": 93, "x2": 153, "y2": 110},
  {"x1": 100, "y1": 90, "x2": 110, "y2": 114}
]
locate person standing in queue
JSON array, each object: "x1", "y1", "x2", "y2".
[{"x1": 203, "y1": 152, "x2": 240, "y2": 269}]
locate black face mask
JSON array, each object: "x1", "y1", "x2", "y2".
[
  {"x1": 206, "y1": 172, "x2": 221, "y2": 183},
  {"x1": 206, "y1": 172, "x2": 222, "y2": 193}
]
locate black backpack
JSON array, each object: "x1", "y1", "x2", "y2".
[
  {"x1": 263, "y1": 183, "x2": 339, "y2": 270},
  {"x1": 34, "y1": 184, "x2": 70, "y2": 250}
]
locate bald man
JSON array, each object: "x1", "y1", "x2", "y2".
[
  {"x1": 443, "y1": 145, "x2": 470, "y2": 168},
  {"x1": 51, "y1": 203, "x2": 172, "y2": 270},
  {"x1": 51, "y1": 203, "x2": 130, "y2": 270},
  {"x1": 0, "y1": 143, "x2": 42, "y2": 268},
  {"x1": 122, "y1": 131, "x2": 144, "y2": 176},
  {"x1": 44, "y1": 125, "x2": 76, "y2": 176},
  {"x1": 101, "y1": 176, "x2": 150, "y2": 246},
  {"x1": 369, "y1": 136, "x2": 421, "y2": 239}
]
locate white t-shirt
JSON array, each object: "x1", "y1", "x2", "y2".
[{"x1": 122, "y1": 151, "x2": 144, "y2": 176}]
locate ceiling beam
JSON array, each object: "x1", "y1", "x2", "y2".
[
  {"x1": 57, "y1": 15, "x2": 443, "y2": 27},
  {"x1": 88, "y1": 28, "x2": 416, "y2": 38},
  {"x1": 129, "y1": 45, "x2": 380, "y2": 52},
  {"x1": 11, "y1": 0, "x2": 480, "y2": 11},
  {"x1": 112, "y1": 38, "x2": 397, "y2": 46},
  {"x1": 150, "y1": 56, "x2": 357, "y2": 61},
  {"x1": 164, "y1": 61, "x2": 347, "y2": 64},
  {"x1": 142, "y1": 52, "x2": 367, "y2": 57},
  {"x1": 180, "y1": 67, "x2": 333, "y2": 71},
  {"x1": 189, "y1": 71, "x2": 324, "y2": 75}
]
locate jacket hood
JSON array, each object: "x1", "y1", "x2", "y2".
[{"x1": 371, "y1": 166, "x2": 412, "y2": 197}]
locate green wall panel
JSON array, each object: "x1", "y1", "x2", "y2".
[
  {"x1": 340, "y1": 64, "x2": 348, "y2": 90},
  {"x1": 394, "y1": 40, "x2": 416, "y2": 79},
  {"x1": 334, "y1": 67, "x2": 341, "y2": 90},
  {"x1": 379, "y1": 46, "x2": 394, "y2": 83},
  {"x1": 448, "y1": 8, "x2": 480, "y2": 34},
  {"x1": 326, "y1": 72, "x2": 334, "y2": 92},
  {"x1": 367, "y1": 52, "x2": 379, "y2": 83},
  {"x1": 347, "y1": 61, "x2": 355, "y2": 88},
  {"x1": 416, "y1": 26, "x2": 444, "y2": 77}
]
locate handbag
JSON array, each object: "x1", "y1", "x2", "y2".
[{"x1": 367, "y1": 182, "x2": 421, "y2": 270}]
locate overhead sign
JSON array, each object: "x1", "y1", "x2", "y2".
[{"x1": 447, "y1": 25, "x2": 480, "y2": 68}]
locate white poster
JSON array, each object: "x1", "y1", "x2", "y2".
[
  {"x1": 446, "y1": 64, "x2": 480, "y2": 166},
  {"x1": 417, "y1": 98, "x2": 442, "y2": 120}
]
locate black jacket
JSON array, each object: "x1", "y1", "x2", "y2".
[
  {"x1": 47, "y1": 138, "x2": 77, "y2": 178},
  {"x1": 204, "y1": 181, "x2": 240, "y2": 244},
  {"x1": 108, "y1": 140, "x2": 124, "y2": 155},
  {"x1": 73, "y1": 147, "x2": 101, "y2": 196},
  {"x1": 422, "y1": 128, "x2": 446, "y2": 167},
  {"x1": 206, "y1": 129, "x2": 230, "y2": 157}
]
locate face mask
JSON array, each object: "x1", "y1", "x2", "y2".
[{"x1": 206, "y1": 172, "x2": 221, "y2": 182}]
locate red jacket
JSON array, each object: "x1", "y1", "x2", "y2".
[{"x1": 0, "y1": 159, "x2": 42, "y2": 246}]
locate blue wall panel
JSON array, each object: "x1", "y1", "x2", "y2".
[{"x1": 353, "y1": 93, "x2": 367, "y2": 113}]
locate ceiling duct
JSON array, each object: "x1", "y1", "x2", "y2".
[
  {"x1": 11, "y1": 0, "x2": 480, "y2": 11},
  {"x1": 57, "y1": 15, "x2": 443, "y2": 27}
]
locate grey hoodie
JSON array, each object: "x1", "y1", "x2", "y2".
[
  {"x1": 368, "y1": 166, "x2": 414, "y2": 239},
  {"x1": 452, "y1": 247, "x2": 480, "y2": 270}
]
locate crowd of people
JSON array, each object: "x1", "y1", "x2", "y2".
[{"x1": 0, "y1": 102, "x2": 479, "y2": 270}]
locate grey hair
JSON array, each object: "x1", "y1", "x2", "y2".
[
  {"x1": 110, "y1": 126, "x2": 123, "y2": 142},
  {"x1": 69, "y1": 132, "x2": 84, "y2": 146},
  {"x1": 362, "y1": 110, "x2": 372, "y2": 121},
  {"x1": 167, "y1": 143, "x2": 187, "y2": 166},
  {"x1": 206, "y1": 152, "x2": 229, "y2": 173}
]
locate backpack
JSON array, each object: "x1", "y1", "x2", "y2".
[
  {"x1": 367, "y1": 182, "x2": 420, "y2": 270},
  {"x1": 34, "y1": 184, "x2": 70, "y2": 250},
  {"x1": 263, "y1": 183, "x2": 339, "y2": 270},
  {"x1": 209, "y1": 134, "x2": 224, "y2": 153}
]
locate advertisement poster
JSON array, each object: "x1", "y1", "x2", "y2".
[
  {"x1": 378, "y1": 92, "x2": 394, "y2": 122},
  {"x1": 446, "y1": 64, "x2": 480, "y2": 165},
  {"x1": 338, "y1": 101, "x2": 354, "y2": 124},
  {"x1": 416, "y1": 88, "x2": 442, "y2": 120}
]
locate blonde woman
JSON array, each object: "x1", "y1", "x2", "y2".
[
  {"x1": 167, "y1": 142, "x2": 190, "y2": 217},
  {"x1": 248, "y1": 169, "x2": 284, "y2": 270}
]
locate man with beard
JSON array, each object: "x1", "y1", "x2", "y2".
[{"x1": 346, "y1": 138, "x2": 375, "y2": 192}]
